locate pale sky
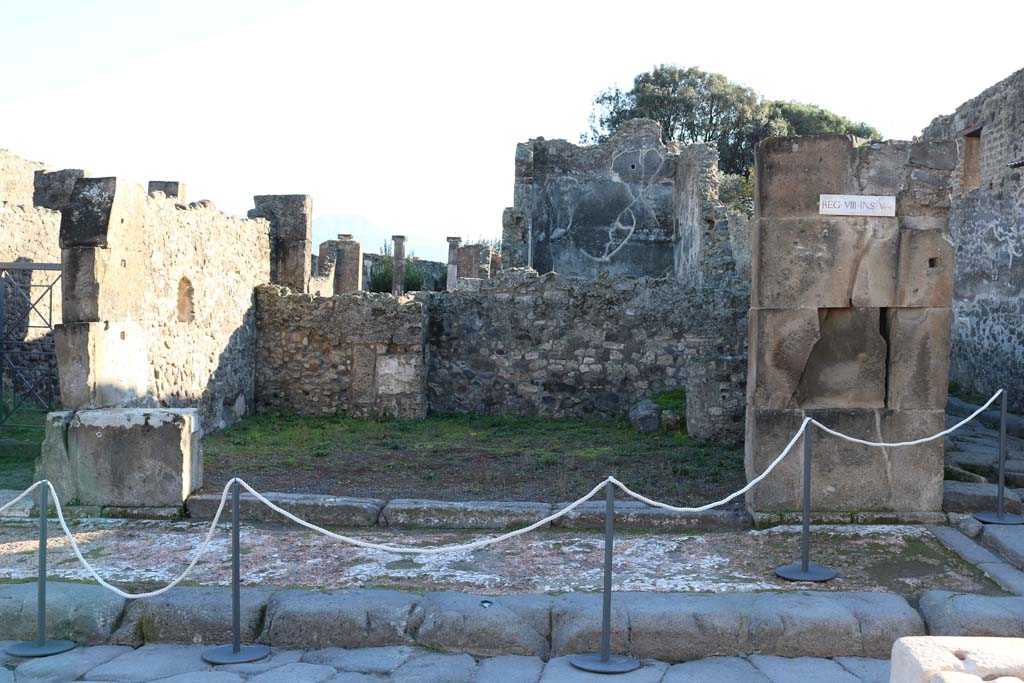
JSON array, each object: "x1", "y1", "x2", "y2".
[{"x1": 2, "y1": 0, "x2": 1021, "y2": 262}]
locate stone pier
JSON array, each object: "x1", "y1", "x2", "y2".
[
  {"x1": 392, "y1": 234, "x2": 406, "y2": 295},
  {"x1": 745, "y1": 135, "x2": 956, "y2": 514},
  {"x1": 251, "y1": 194, "x2": 312, "y2": 293},
  {"x1": 446, "y1": 236, "x2": 461, "y2": 290},
  {"x1": 333, "y1": 234, "x2": 362, "y2": 293}
]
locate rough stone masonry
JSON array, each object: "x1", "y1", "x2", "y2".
[{"x1": 745, "y1": 134, "x2": 956, "y2": 513}]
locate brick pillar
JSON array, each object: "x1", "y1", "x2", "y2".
[
  {"x1": 446, "y1": 236, "x2": 461, "y2": 290},
  {"x1": 334, "y1": 234, "x2": 363, "y2": 293},
  {"x1": 250, "y1": 195, "x2": 312, "y2": 293},
  {"x1": 392, "y1": 235, "x2": 406, "y2": 296}
]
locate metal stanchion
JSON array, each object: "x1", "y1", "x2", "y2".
[
  {"x1": 6, "y1": 482, "x2": 75, "y2": 657},
  {"x1": 775, "y1": 426, "x2": 837, "y2": 582},
  {"x1": 975, "y1": 391, "x2": 1024, "y2": 525},
  {"x1": 202, "y1": 479, "x2": 270, "y2": 665},
  {"x1": 569, "y1": 481, "x2": 640, "y2": 674}
]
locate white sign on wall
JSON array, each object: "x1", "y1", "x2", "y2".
[{"x1": 818, "y1": 194, "x2": 896, "y2": 217}]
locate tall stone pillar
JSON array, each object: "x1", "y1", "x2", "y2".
[
  {"x1": 457, "y1": 244, "x2": 483, "y2": 279},
  {"x1": 392, "y1": 235, "x2": 406, "y2": 296},
  {"x1": 333, "y1": 235, "x2": 363, "y2": 293},
  {"x1": 446, "y1": 236, "x2": 461, "y2": 290},
  {"x1": 250, "y1": 194, "x2": 312, "y2": 293},
  {"x1": 745, "y1": 135, "x2": 956, "y2": 515}
]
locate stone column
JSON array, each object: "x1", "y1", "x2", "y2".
[
  {"x1": 446, "y1": 236, "x2": 461, "y2": 290},
  {"x1": 392, "y1": 235, "x2": 406, "y2": 296},
  {"x1": 333, "y1": 234, "x2": 363, "y2": 293}
]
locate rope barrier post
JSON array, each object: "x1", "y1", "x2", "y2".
[
  {"x1": 775, "y1": 426, "x2": 837, "y2": 583},
  {"x1": 6, "y1": 482, "x2": 75, "y2": 658},
  {"x1": 202, "y1": 478, "x2": 270, "y2": 665},
  {"x1": 975, "y1": 391, "x2": 1024, "y2": 525},
  {"x1": 569, "y1": 480, "x2": 640, "y2": 675}
]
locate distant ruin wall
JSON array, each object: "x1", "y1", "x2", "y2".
[
  {"x1": 254, "y1": 286, "x2": 427, "y2": 418},
  {"x1": 0, "y1": 149, "x2": 47, "y2": 207},
  {"x1": 921, "y1": 67, "x2": 1024, "y2": 412},
  {"x1": 512, "y1": 120, "x2": 678, "y2": 279}
]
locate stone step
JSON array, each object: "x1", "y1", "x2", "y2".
[
  {"x1": 919, "y1": 591, "x2": 1024, "y2": 637},
  {"x1": 0, "y1": 583, "x2": 923, "y2": 662},
  {"x1": 943, "y1": 481, "x2": 1023, "y2": 514}
]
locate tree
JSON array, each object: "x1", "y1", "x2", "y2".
[{"x1": 586, "y1": 65, "x2": 880, "y2": 176}]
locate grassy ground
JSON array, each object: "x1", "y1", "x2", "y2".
[
  {"x1": 202, "y1": 412, "x2": 746, "y2": 507},
  {"x1": 0, "y1": 404, "x2": 46, "y2": 490}
]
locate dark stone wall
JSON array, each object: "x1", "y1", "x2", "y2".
[{"x1": 921, "y1": 68, "x2": 1024, "y2": 411}]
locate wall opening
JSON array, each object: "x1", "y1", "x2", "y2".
[
  {"x1": 177, "y1": 277, "x2": 195, "y2": 323},
  {"x1": 961, "y1": 128, "x2": 982, "y2": 192}
]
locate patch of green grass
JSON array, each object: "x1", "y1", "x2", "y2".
[
  {"x1": 948, "y1": 381, "x2": 990, "y2": 407},
  {"x1": 653, "y1": 389, "x2": 687, "y2": 414}
]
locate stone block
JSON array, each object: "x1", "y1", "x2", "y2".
[
  {"x1": 261, "y1": 589, "x2": 419, "y2": 649},
  {"x1": 60, "y1": 246, "x2": 145, "y2": 322},
  {"x1": 476, "y1": 655, "x2": 544, "y2": 683},
  {"x1": 38, "y1": 408, "x2": 202, "y2": 507},
  {"x1": 747, "y1": 308, "x2": 820, "y2": 408},
  {"x1": 892, "y1": 636, "x2": 1024, "y2": 682},
  {"x1": 272, "y1": 239, "x2": 311, "y2": 293},
  {"x1": 910, "y1": 140, "x2": 959, "y2": 171},
  {"x1": 943, "y1": 481, "x2": 1022, "y2": 514},
  {"x1": 412, "y1": 592, "x2": 551, "y2": 658},
  {"x1": 664, "y1": 657, "x2": 770, "y2": 682},
  {"x1": 187, "y1": 491, "x2": 383, "y2": 526},
  {"x1": 53, "y1": 321, "x2": 148, "y2": 410},
  {"x1": 897, "y1": 228, "x2": 955, "y2": 307},
  {"x1": 886, "y1": 308, "x2": 953, "y2": 410},
  {"x1": 111, "y1": 587, "x2": 273, "y2": 646},
  {"x1": 59, "y1": 177, "x2": 145, "y2": 249},
  {"x1": 745, "y1": 408, "x2": 945, "y2": 512},
  {"x1": 746, "y1": 655, "x2": 860, "y2": 682},
  {"x1": 754, "y1": 135, "x2": 859, "y2": 219},
  {"x1": 147, "y1": 180, "x2": 186, "y2": 201},
  {"x1": 982, "y1": 525, "x2": 1024, "y2": 572},
  {"x1": 793, "y1": 307, "x2": 887, "y2": 409},
  {"x1": 251, "y1": 195, "x2": 313, "y2": 241},
  {"x1": 380, "y1": 500, "x2": 553, "y2": 529},
  {"x1": 33, "y1": 168, "x2": 88, "y2": 210},
  {"x1": 919, "y1": 592, "x2": 1024, "y2": 637},
  {"x1": 391, "y1": 653, "x2": 477, "y2": 683},
  {"x1": 300, "y1": 646, "x2": 417, "y2": 674},
  {"x1": 751, "y1": 217, "x2": 898, "y2": 308},
  {"x1": 856, "y1": 141, "x2": 911, "y2": 196},
  {"x1": 555, "y1": 500, "x2": 751, "y2": 531},
  {"x1": 0, "y1": 581, "x2": 125, "y2": 643}
]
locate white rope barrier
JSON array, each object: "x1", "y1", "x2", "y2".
[
  {"x1": 0, "y1": 390, "x2": 1004, "y2": 598},
  {"x1": 809, "y1": 388, "x2": 1002, "y2": 447}
]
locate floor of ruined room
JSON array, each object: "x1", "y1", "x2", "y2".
[{"x1": 0, "y1": 522, "x2": 1002, "y2": 600}]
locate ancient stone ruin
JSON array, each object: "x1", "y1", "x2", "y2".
[
  {"x1": 745, "y1": 135, "x2": 955, "y2": 513},
  {"x1": 0, "y1": 68, "x2": 1021, "y2": 516}
]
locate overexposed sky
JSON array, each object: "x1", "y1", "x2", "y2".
[{"x1": 2, "y1": 0, "x2": 1021, "y2": 261}]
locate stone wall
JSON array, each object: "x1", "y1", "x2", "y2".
[
  {"x1": 674, "y1": 143, "x2": 751, "y2": 292},
  {"x1": 746, "y1": 135, "x2": 956, "y2": 513},
  {"x1": 56, "y1": 178, "x2": 273, "y2": 431},
  {"x1": 0, "y1": 149, "x2": 47, "y2": 207},
  {"x1": 510, "y1": 120, "x2": 678, "y2": 279},
  {"x1": 427, "y1": 269, "x2": 747, "y2": 440},
  {"x1": 254, "y1": 285, "x2": 427, "y2": 418},
  {"x1": 920, "y1": 68, "x2": 1024, "y2": 412}
]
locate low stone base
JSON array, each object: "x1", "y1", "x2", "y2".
[
  {"x1": 891, "y1": 636, "x2": 1024, "y2": 682},
  {"x1": 35, "y1": 408, "x2": 202, "y2": 508}
]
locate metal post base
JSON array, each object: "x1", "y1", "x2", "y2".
[
  {"x1": 6, "y1": 639, "x2": 75, "y2": 658},
  {"x1": 775, "y1": 562, "x2": 837, "y2": 583},
  {"x1": 974, "y1": 511, "x2": 1024, "y2": 525},
  {"x1": 569, "y1": 653, "x2": 642, "y2": 674},
  {"x1": 201, "y1": 643, "x2": 270, "y2": 665}
]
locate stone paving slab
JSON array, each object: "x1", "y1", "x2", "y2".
[
  {"x1": 0, "y1": 490, "x2": 32, "y2": 518},
  {"x1": 920, "y1": 591, "x2": 1024, "y2": 637},
  {"x1": 929, "y1": 525, "x2": 1024, "y2": 596},
  {"x1": 13, "y1": 645, "x2": 129, "y2": 683},
  {"x1": 943, "y1": 481, "x2": 1023, "y2": 514},
  {"x1": 554, "y1": 501, "x2": 751, "y2": 530},
  {"x1": 187, "y1": 492, "x2": 385, "y2": 527},
  {"x1": 1, "y1": 643, "x2": 898, "y2": 682}
]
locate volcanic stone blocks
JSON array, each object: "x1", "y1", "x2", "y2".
[
  {"x1": 112, "y1": 587, "x2": 273, "y2": 646},
  {"x1": 53, "y1": 321, "x2": 148, "y2": 410},
  {"x1": 36, "y1": 408, "x2": 201, "y2": 507},
  {"x1": 0, "y1": 582, "x2": 125, "y2": 643},
  {"x1": 746, "y1": 134, "x2": 955, "y2": 513},
  {"x1": 261, "y1": 589, "x2": 419, "y2": 649}
]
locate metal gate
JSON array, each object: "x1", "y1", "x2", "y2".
[{"x1": 0, "y1": 262, "x2": 62, "y2": 431}]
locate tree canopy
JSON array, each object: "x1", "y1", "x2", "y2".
[{"x1": 586, "y1": 65, "x2": 880, "y2": 176}]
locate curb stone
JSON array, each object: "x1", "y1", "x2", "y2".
[{"x1": 187, "y1": 492, "x2": 384, "y2": 527}]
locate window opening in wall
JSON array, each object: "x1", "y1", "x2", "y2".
[
  {"x1": 961, "y1": 127, "x2": 982, "y2": 192},
  {"x1": 177, "y1": 277, "x2": 195, "y2": 322}
]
